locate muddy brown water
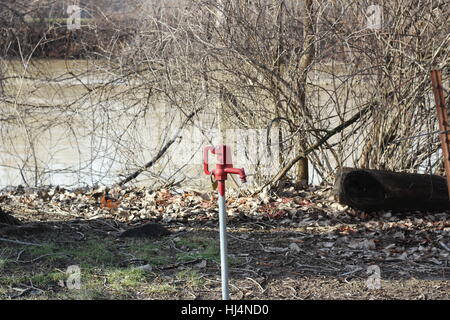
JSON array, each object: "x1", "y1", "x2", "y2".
[
  {"x1": 0, "y1": 59, "x2": 267, "y2": 189},
  {"x1": 0, "y1": 59, "x2": 379, "y2": 189}
]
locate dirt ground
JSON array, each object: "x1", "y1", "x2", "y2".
[{"x1": 0, "y1": 185, "x2": 448, "y2": 300}]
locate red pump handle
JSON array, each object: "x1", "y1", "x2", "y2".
[
  {"x1": 204, "y1": 145, "x2": 247, "y2": 183},
  {"x1": 203, "y1": 146, "x2": 216, "y2": 175}
]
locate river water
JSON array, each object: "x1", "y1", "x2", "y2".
[
  {"x1": 1, "y1": 58, "x2": 443, "y2": 192},
  {"x1": 0, "y1": 59, "x2": 284, "y2": 189}
]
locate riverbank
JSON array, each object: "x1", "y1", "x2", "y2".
[{"x1": 0, "y1": 185, "x2": 448, "y2": 299}]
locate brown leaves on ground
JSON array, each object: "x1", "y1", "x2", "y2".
[
  {"x1": 0, "y1": 184, "x2": 449, "y2": 299},
  {"x1": 100, "y1": 194, "x2": 121, "y2": 209}
]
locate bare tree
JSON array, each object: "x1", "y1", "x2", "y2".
[{"x1": 0, "y1": 0, "x2": 448, "y2": 191}]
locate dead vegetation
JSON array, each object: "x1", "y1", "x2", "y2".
[
  {"x1": 0, "y1": 185, "x2": 448, "y2": 299},
  {"x1": 0, "y1": 0, "x2": 449, "y2": 301},
  {"x1": 0, "y1": 1, "x2": 449, "y2": 189}
]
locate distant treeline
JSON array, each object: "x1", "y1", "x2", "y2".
[
  {"x1": 0, "y1": 19, "x2": 138, "y2": 59},
  {"x1": 0, "y1": 0, "x2": 141, "y2": 59}
]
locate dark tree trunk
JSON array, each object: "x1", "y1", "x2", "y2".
[{"x1": 334, "y1": 167, "x2": 450, "y2": 212}]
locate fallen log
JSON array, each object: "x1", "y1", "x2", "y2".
[{"x1": 334, "y1": 167, "x2": 450, "y2": 212}]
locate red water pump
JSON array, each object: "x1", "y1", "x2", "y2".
[
  {"x1": 203, "y1": 144, "x2": 246, "y2": 300},
  {"x1": 203, "y1": 144, "x2": 247, "y2": 196}
]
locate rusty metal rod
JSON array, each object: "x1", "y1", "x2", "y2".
[{"x1": 431, "y1": 70, "x2": 450, "y2": 200}]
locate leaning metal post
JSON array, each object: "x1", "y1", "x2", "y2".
[{"x1": 431, "y1": 70, "x2": 450, "y2": 199}]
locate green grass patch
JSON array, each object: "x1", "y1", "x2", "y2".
[
  {"x1": 19, "y1": 239, "x2": 119, "y2": 268},
  {"x1": 176, "y1": 269, "x2": 204, "y2": 287},
  {"x1": 175, "y1": 236, "x2": 216, "y2": 249},
  {"x1": 0, "y1": 273, "x2": 22, "y2": 287},
  {"x1": 24, "y1": 243, "x2": 58, "y2": 257},
  {"x1": 0, "y1": 236, "x2": 180, "y2": 299},
  {"x1": 0, "y1": 286, "x2": 6, "y2": 298},
  {"x1": 125, "y1": 239, "x2": 170, "y2": 266},
  {"x1": 0, "y1": 233, "x2": 235, "y2": 299},
  {"x1": 0, "y1": 258, "x2": 6, "y2": 271},
  {"x1": 0, "y1": 269, "x2": 66, "y2": 291},
  {"x1": 62, "y1": 270, "x2": 107, "y2": 300},
  {"x1": 0, "y1": 248, "x2": 15, "y2": 271},
  {"x1": 146, "y1": 282, "x2": 176, "y2": 295},
  {"x1": 175, "y1": 236, "x2": 221, "y2": 264},
  {"x1": 105, "y1": 268, "x2": 147, "y2": 291},
  {"x1": 177, "y1": 245, "x2": 220, "y2": 263},
  {"x1": 29, "y1": 271, "x2": 66, "y2": 288},
  {"x1": 66, "y1": 240, "x2": 118, "y2": 268}
]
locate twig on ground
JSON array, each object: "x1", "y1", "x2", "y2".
[
  {"x1": 75, "y1": 231, "x2": 85, "y2": 240},
  {"x1": 90, "y1": 219, "x2": 122, "y2": 232},
  {"x1": 15, "y1": 249, "x2": 26, "y2": 261},
  {"x1": 227, "y1": 233, "x2": 254, "y2": 243},
  {"x1": 339, "y1": 267, "x2": 364, "y2": 277},
  {"x1": 438, "y1": 241, "x2": 450, "y2": 253},
  {"x1": 0, "y1": 237, "x2": 43, "y2": 246},
  {"x1": 15, "y1": 253, "x2": 70, "y2": 264},
  {"x1": 157, "y1": 259, "x2": 203, "y2": 270},
  {"x1": 121, "y1": 258, "x2": 147, "y2": 265},
  {"x1": 229, "y1": 282, "x2": 244, "y2": 298},
  {"x1": 245, "y1": 277, "x2": 265, "y2": 293}
]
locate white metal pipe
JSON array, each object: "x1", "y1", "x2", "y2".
[{"x1": 218, "y1": 193, "x2": 230, "y2": 300}]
